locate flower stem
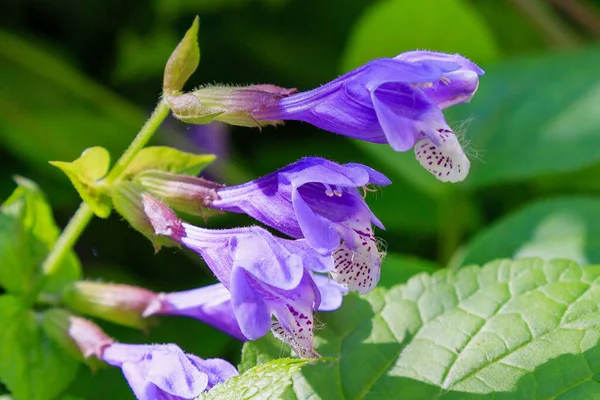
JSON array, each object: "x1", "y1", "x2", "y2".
[
  {"x1": 105, "y1": 99, "x2": 171, "y2": 184},
  {"x1": 42, "y1": 202, "x2": 94, "y2": 275},
  {"x1": 39, "y1": 98, "x2": 170, "y2": 284}
]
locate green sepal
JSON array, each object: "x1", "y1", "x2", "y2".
[
  {"x1": 50, "y1": 147, "x2": 112, "y2": 218},
  {"x1": 135, "y1": 170, "x2": 221, "y2": 217},
  {"x1": 123, "y1": 146, "x2": 215, "y2": 178},
  {"x1": 163, "y1": 16, "x2": 200, "y2": 95},
  {"x1": 111, "y1": 182, "x2": 178, "y2": 252},
  {"x1": 0, "y1": 177, "x2": 81, "y2": 296}
]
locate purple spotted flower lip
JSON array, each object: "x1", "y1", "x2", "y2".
[
  {"x1": 254, "y1": 51, "x2": 484, "y2": 182},
  {"x1": 143, "y1": 195, "x2": 337, "y2": 357},
  {"x1": 202, "y1": 157, "x2": 390, "y2": 295},
  {"x1": 102, "y1": 343, "x2": 237, "y2": 399}
]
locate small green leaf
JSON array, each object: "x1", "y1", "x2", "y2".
[
  {"x1": 164, "y1": 16, "x2": 200, "y2": 94},
  {"x1": 0, "y1": 178, "x2": 81, "y2": 296},
  {"x1": 123, "y1": 146, "x2": 216, "y2": 178},
  {"x1": 0, "y1": 295, "x2": 80, "y2": 400},
  {"x1": 199, "y1": 358, "x2": 319, "y2": 400},
  {"x1": 243, "y1": 258, "x2": 600, "y2": 399},
  {"x1": 50, "y1": 147, "x2": 112, "y2": 218}
]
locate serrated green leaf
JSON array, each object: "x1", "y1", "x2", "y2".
[
  {"x1": 0, "y1": 295, "x2": 79, "y2": 400},
  {"x1": 243, "y1": 258, "x2": 600, "y2": 399},
  {"x1": 50, "y1": 147, "x2": 112, "y2": 218},
  {"x1": 453, "y1": 196, "x2": 600, "y2": 269},
  {"x1": 200, "y1": 358, "x2": 318, "y2": 400},
  {"x1": 164, "y1": 16, "x2": 200, "y2": 94},
  {"x1": 123, "y1": 146, "x2": 216, "y2": 178},
  {"x1": 341, "y1": 0, "x2": 500, "y2": 71},
  {"x1": 0, "y1": 177, "x2": 81, "y2": 296}
]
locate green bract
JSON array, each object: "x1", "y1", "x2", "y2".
[
  {"x1": 50, "y1": 147, "x2": 112, "y2": 218},
  {"x1": 123, "y1": 146, "x2": 216, "y2": 178}
]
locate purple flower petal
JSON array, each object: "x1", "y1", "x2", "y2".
[
  {"x1": 142, "y1": 283, "x2": 247, "y2": 341},
  {"x1": 313, "y1": 274, "x2": 348, "y2": 312},
  {"x1": 230, "y1": 267, "x2": 274, "y2": 340},
  {"x1": 102, "y1": 343, "x2": 237, "y2": 399},
  {"x1": 291, "y1": 188, "x2": 340, "y2": 254}
]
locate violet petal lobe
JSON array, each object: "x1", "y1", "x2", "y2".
[
  {"x1": 103, "y1": 343, "x2": 211, "y2": 399},
  {"x1": 313, "y1": 274, "x2": 348, "y2": 312},
  {"x1": 142, "y1": 283, "x2": 247, "y2": 341},
  {"x1": 229, "y1": 266, "x2": 273, "y2": 340}
]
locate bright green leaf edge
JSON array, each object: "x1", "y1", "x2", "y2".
[{"x1": 199, "y1": 358, "x2": 322, "y2": 400}]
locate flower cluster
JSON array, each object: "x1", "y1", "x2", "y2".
[
  {"x1": 136, "y1": 50, "x2": 483, "y2": 361},
  {"x1": 53, "y1": 28, "x2": 483, "y2": 399}
]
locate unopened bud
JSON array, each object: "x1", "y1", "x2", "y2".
[
  {"x1": 163, "y1": 16, "x2": 200, "y2": 95},
  {"x1": 135, "y1": 170, "x2": 221, "y2": 217},
  {"x1": 167, "y1": 84, "x2": 296, "y2": 128},
  {"x1": 43, "y1": 308, "x2": 113, "y2": 361},
  {"x1": 111, "y1": 182, "x2": 177, "y2": 251},
  {"x1": 61, "y1": 281, "x2": 158, "y2": 329}
]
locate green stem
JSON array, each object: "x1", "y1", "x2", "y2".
[
  {"x1": 42, "y1": 202, "x2": 94, "y2": 275},
  {"x1": 37, "y1": 98, "x2": 170, "y2": 290},
  {"x1": 105, "y1": 99, "x2": 171, "y2": 184}
]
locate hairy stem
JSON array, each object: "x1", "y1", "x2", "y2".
[{"x1": 38, "y1": 98, "x2": 170, "y2": 287}]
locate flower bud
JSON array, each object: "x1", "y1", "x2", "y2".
[
  {"x1": 43, "y1": 308, "x2": 113, "y2": 361},
  {"x1": 111, "y1": 182, "x2": 177, "y2": 251},
  {"x1": 167, "y1": 84, "x2": 297, "y2": 127},
  {"x1": 61, "y1": 281, "x2": 158, "y2": 329},
  {"x1": 134, "y1": 170, "x2": 221, "y2": 217},
  {"x1": 163, "y1": 16, "x2": 200, "y2": 95}
]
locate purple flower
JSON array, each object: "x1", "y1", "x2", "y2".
[
  {"x1": 143, "y1": 195, "x2": 337, "y2": 357},
  {"x1": 143, "y1": 283, "x2": 247, "y2": 341},
  {"x1": 254, "y1": 51, "x2": 484, "y2": 182},
  {"x1": 143, "y1": 277, "x2": 347, "y2": 344},
  {"x1": 203, "y1": 157, "x2": 390, "y2": 295},
  {"x1": 102, "y1": 343, "x2": 237, "y2": 399}
]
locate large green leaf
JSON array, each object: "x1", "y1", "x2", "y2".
[
  {"x1": 341, "y1": 0, "x2": 500, "y2": 71},
  {"x1": 0, "y1": 177, "x2": 81, "y2": 295},
  {"x1": 243, "y1": 258, "x2": 600, "y2": 399},
  {"x1": 453, "y1": 196, "x2": 600, "y2": 269},
  {"x1": 199, "y1": 358, "x2": 317, "y2": 400},
  {"x1": 445, "y1": 46, "x2": 600, "y2": 188},
  {"x1": 0, "y1": 295, "x2": 79, "y2": 400}
]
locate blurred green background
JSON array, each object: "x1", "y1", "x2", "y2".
[{"x1": 2, "y1": 0, "x2": 600, "y2": 398}]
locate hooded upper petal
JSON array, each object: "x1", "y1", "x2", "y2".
[{"x1": 211, "y1": 157, "x2": 389, "y2": 254}]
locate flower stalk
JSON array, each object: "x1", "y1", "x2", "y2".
[{"x1": 36, "y1": 99, "x2": 171, "y2": 300}]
